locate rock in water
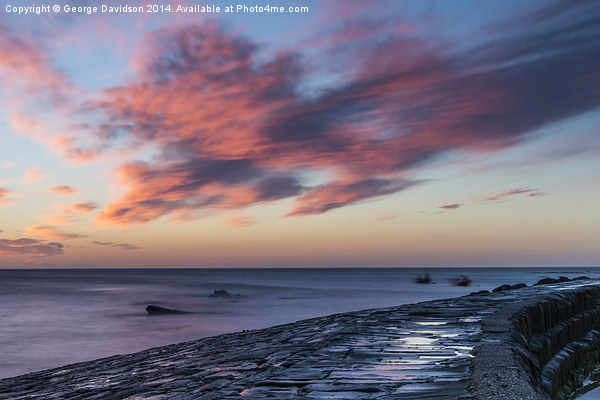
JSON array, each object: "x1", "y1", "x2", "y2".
[
  {"x1": 512, "y1": 283, "x2": 528, "y2": 289},
  {"x1": 492, "y1": 284, "x2": 513, "y2": 293},
  {"x1": 572, "y1": 276, "x2": 590, "y2": 281},
  {"x1": 146, "y1": 305, "x2": 186, "y2": 315},
  {"x1": 209, "y1": 289, "x2": 240, "y2": 297},
  {"x1": 535, "y1": 277, "x2": 559, "y2": 285}
]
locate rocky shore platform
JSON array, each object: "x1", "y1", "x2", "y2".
[{"x1": 1, "y1": 279, "x2": 599, "y2": 400}]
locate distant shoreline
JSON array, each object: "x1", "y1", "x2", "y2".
[{"x1": 1, "y1": 266, "x2": 598, "y2": 270}]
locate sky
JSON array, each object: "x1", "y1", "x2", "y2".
[{"x1": 0, "y1": 0, "x2": 599, "y2": 268}]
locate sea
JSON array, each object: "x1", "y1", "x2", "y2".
[{"x1": 0, "y1": 266, "x2": 598, "y2": 379}]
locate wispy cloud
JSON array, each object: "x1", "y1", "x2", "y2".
[
  {"x1": 42, "y1": 201, "x2": 100, "y2": 225},
  {"x1": 439, "y1": 203, "x2": 463, "y2": 210},
  {"x1": 51, "y1": 186, "x2": 78, "y2": 195},
  {"x1": 484, "y1": 188, "x2": 537, "y2": 202},
  {"x1": 374, "y1": 211, "x2": 401, "y2": 221},
  {"x1": 286, "y1": 179, "x2": 420, "y2": 217},
  {"x1": 20, "y1": 168, "x2": 45, "y2": 185},
  {"x1": 112, "y1": 243, "x2": 141, "y2": 251},
  {"x1": 93, "y1": 241, "x2": 113, "y2": 246},
  {"x1": 0, "y1": 23, "x2": 74, "y2": 106},
  {"x1": 0, "y1": 188, "x2": 11, "y2": 203},
  {"x1": 528, "y1": 191, "x2": 548, "y2": 197},
  {"x1": 92, "y1": 241, "x2": 141, "y2": 250},
  {"x1": 224, "y1": 216, "x2": 256, "y2": 228},
  {"x1": 26, "y1": 225, "x2": 84, "y2": 240},
  {"x1": 0, "y1": 238, "x2": 64, "y2": 258},
  {"x1": 72, "y1": 202, "x2": 98, "y2": 213}
]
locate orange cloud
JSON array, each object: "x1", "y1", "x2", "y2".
[
  {"x1": 41, "y1": 201, "x2": 99, "y2": 225},
  {"x1": 51, "y1": 186, "x2": 78, "y2": 195},
  {"x1": 72, "y1": 202, "x2": 98, "y2": 213},
  {"x1": 26, "y1": 225, "x2": 84, "y2": 240},
  {"x1": 0, "y1": 188, "x2": 11, "y2": 203}
]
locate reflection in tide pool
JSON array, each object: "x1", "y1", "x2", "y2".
[
  {"x1": 403, "y1": 336, "x2": 436, "y2": 346},
  {"x1": 347, "y1": 309, "x2": 480, "y2": 394}
]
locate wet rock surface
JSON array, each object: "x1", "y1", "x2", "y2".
[{"x1": 0, "y1": 279, "x2": 598, "y2": 399}]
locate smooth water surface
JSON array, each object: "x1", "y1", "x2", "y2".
[{"x1": 0, "y1": 267, "x2": 597, "y2": 379}]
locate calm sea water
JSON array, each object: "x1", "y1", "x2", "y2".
[{"x1": 0, "y1": 267, "x2": 598, "y2": 379}]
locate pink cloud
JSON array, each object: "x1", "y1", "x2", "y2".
[
  {"x1": 0, "y1": 238, "x2": 64, "y2": 258},
  {"x1": 87, "y1": 10, "x2": 597, "y2": 224},
  {"x1": 0, "y1": 25, "x2": 74, "y2": 106},
  {"x1": 0, "y1": 24, "x2": 96, "y2": 167},
  {"x1": 52, "y1": 186, "x2": 78, "y2": 195},
  {"x1": 20, "y1": 168, "x2": 45, "y2": 184},
  {"x1": 95, "y1": 158, "x2": 304, "y2": 225},
  {"x1": 286, "y1": 179, "x2": 419, "y2": 217},
  {"x1": 3, "y1": 3, "x2": 598, "y2": 226}
]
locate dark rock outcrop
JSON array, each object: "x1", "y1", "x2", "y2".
[
  {"x1": 535, "y1": 277, "x2": 559, "y2": 285},
  {"x1": 492, "y1": 284, "x2": 513, "y2": 292},
  {"x1": 573, "y1": 276, "x2": 591, "y2": 281},
  {"x1": 146, "y1": 305, "x2": 188, "y2": 315},
  {"x1": 491, "y1": 283, "x2": 528, "y2": 293}
]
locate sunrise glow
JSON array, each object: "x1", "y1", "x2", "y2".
[{"x1": 1, "y1": 0, "x2": 599, "y2": 268}]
